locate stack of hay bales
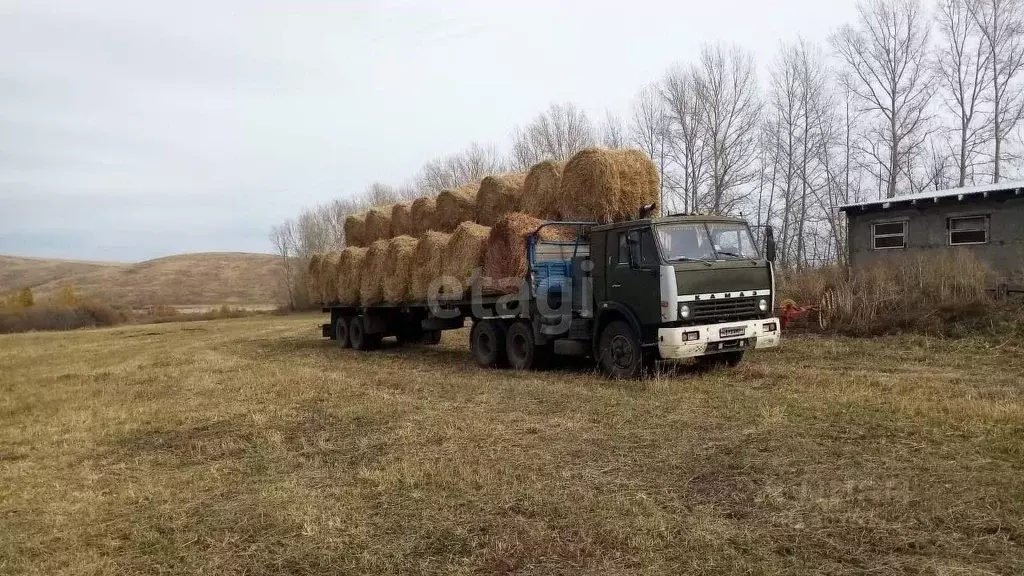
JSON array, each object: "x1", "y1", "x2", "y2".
[
  {"x1": 359, "y1": 240, "x2": 390, "y2": 305},
  {"x1": 441, "y1": 221, "x2": 491, "y2": 297},
  {"x1": 382, "y1": 236, "x2": 419, "y2": 303},
  {"x1": 435, "y1": 181, "x2": 480, "y2": 232},
  {"x1": 337, "y1": 246, "x2": 367, "y2": 305},
  {"x1": 519, "y1": 160, "x2": 565, "y2": 220},
  {"x1": 410, "y1": 231, "x2": 450, "y2": 301},
  {"x1": 306, "y1": 254, "x2": 324, "y2": 302},
  {"x1": 476, "y1": 173, "x2": 528, "y2": 226},
  {"x1": 306, "y1": 148, "x2": 659, "y2": 305},
  {"x1": 557, "y1": 148, "x2": 659, "y2": 223},
  {"x1": 344, "y1": 214, "x2": 366, "y2": 248}
]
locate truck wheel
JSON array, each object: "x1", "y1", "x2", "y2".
[
  {"x1": 597, "y1": 320, "x2": 649, "y2": 379},
  {"x1": 506, "y1": 321, "x2": 546, "y2": 370},
  {"x1": 349, "y1": 316, "x2": 380, "y2": 351},
  {"x1": 334, "y1": 316, "x2": 352, "y2": 349},
  {"x1": 470, "y1": 320, "x2": 508, "y2": 368}
]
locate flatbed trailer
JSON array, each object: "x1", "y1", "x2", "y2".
[{"x1": 321, "y1": 215, "x2": 783, "y2": 378}]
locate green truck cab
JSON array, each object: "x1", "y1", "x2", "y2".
[{"x1": 585, "y1": 214, "x2": 780, "y2": 377}]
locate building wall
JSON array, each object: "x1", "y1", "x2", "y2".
[{"x1": 847, "y1": 197, "x2": 1024, "y2": 281}]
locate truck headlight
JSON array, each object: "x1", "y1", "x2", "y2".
[
  {"x1": 679, "y1": 304, "x2": 691, "y2": 319},
  {"x1": 758, "y1": 298, "x2": 769, "y2": 312}
]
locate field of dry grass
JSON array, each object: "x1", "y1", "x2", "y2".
[
  {"x1": 1, "y1": 315, "x2": 1021, "y2": 575},
  {"x1": 1, "y1": 252, "x2": 284, "y2": 308}
]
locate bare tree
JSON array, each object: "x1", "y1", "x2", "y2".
[
  {"x1": 629, "y1": 84, "x2": 671, "y2": 209},
  {"x1": 508, "y1": 102, "x2": 596, "y2": 169},
  {"x1": 832, "y1": 0, "x2": 934, "y2": 198},
  {"x1": 694, "y1": 43, "x2": 763, "y2": 214},
  {"x1": 661, "y1": 66, "x2": 708, "y2": 212},
  {"x1": 600, "y1": 110, "x2": 628, "y2": 148},
  {"x1": 270, "y1": 221, "x2": 298, "y2": 310},
  {"x1": 970, "y1": 0, "x2": 1024, "y2": 181},
  {"x1": 937, "y1": 0, "x2": 992, "y2": 186},
  {"x1": 416, "y1": 142, "x2": 504, "y2": 193}
]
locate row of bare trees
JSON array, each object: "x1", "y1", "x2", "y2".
[{"x1": 273, "y1": 0, "x2": 1024, "y2": 306}]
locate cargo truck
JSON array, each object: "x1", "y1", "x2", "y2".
[{"x1": 321, "y1": 213, "x2": 781, "y2": 378}]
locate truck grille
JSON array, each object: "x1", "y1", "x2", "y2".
[{"x1": 689, "y1": 297, "x2": 760, "y2": 322}]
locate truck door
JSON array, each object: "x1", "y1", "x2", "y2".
[{"x1": 605, "y1": 226, "x2": 662, "y2": 327}]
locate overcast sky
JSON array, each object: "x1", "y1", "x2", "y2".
[{"x1": 0, "y1": 0, "x2": 859, "y2": 262}]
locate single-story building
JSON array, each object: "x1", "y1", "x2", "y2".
[{"x1": 839, "y1": 181, "x2": 1024, "y2": 287}]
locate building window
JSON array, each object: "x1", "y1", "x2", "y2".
[
  {"x1": 948, "y1": 215, "x2": 989, "y2": 245},
  {"x1": 872, "y1": 221, "x2": 907, "y2": 250}
]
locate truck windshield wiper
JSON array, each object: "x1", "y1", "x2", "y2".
[
  {"x1": 717, "y1": 251, "x2": 756, "y2": 262},
  {"x1": 673, "y1": 256, "x2": 714, "y2": 267}
]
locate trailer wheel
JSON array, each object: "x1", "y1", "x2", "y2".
[
  {"x1": 349, "y1": 316, "x2": 380, "y2": 351},
  {"x1": 334, "y1": 316, "x2": 352, "y2": 349},
  {"x1": 597, "y1": 320, "x2": 649, "y2": 379},
  {"x1": 506, "y1": 321, "x2": 546, "y2": 370},
  {"x1": 470, "y1": 320, "x2": 508, "y2": 368}
]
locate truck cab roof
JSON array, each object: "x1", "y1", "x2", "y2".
[{"x1": 590, "y1": 213, "x2": 749, "y2": 232}]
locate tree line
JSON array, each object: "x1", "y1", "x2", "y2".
[{"x1": 273, "y1": 0, "x2": 1024, "y2": 307}]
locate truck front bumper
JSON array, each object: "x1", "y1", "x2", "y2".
[{"x1": 657, "y1": 318, "x2": 781, "y2": 360}]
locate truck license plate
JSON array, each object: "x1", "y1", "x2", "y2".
[{"x1": 719, "y1": 326, "x2": 746, "y2": 338}]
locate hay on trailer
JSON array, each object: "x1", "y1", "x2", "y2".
[
  {"x1": 519, "y1": 160, "x2": 565, "y2": 220},
  {"x1": 359, "y1": 240, "x2": 390, "y2": 306},
  {"x1": 364, "y1": 205, "x2": 394, "y2": 244},
  {"x1": 476, "y1": 172, "x2": 528, "y2": 226},
  {"x1": 482, "y1": 213, "x2": 578, "y2": 293},
  {"x1": 319, "y1": 251, "x2": 343, "y2": 304},
  {"x1": 557, "y1": 148, "x2": 659, "y2": 223},
  {"x1": 435, "y1": 181, "x2": 480, "y2": 232},
  {"x1": 382, "y1": 236, "x2": 419, "y2": 303},
  {"x1": 390, "y1": 203, "x2": 413, "y2": 238},
  {"x1": 344, "y1": 213, "x2": 367, "y2": 248},
  {"x1": 306, "y1": 253, "x2": 324, "y2": 302},
  {"x1": 336, "y1": 246, "x2": 367, "y2": 305},
  {"x1": 409, "y1": 230, "x2": 451, "y2": 302},
  {"x1": 409, "y1": 196, "x2": 438, "y2": 236},
  {"x1": 441, "y1": 221, "x2": 490, "y2": 297}
]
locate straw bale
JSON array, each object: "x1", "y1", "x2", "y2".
[
  {"x1": 359, "y1": 240, "x2": 390, "y2": 306},
  {"x1": 390, "y1": 203, "x2": 413, "y2": 238},
  {"x1": 557, "y1": 148, "x2": 659, "y2": 223},
  {"x1": 476, "y1": 172, "x2": 527, "y2": 226},
  {"x1": 336, "y1": 246, "x2": 367, "y2": 305},
  {"x1": 409, "y1": 230, "x2": 451, "y2": 302},
  {"x1": 519, "y1": 160, "x2": 565, "y2": 220},
  {"x1": 319, "y1": 251, "x2": 342, "y2": 304},
  {"x1": 435, "y1": 181, "x2": 480, "y2": 232},
  {"x1": 482, "y1": 213, "x2": 578, "y2": 292},
  {"x1": 382, "y1": 236, "x2": 419, "y2": 303},
  {"x1": 364, "y1": 205, "x2": 394, "y2": 243},
  {"x1": 306, "y1": 253, "x2": 324, "y2": 302},
  {"x1": 441, "y1": 221, "x2": 490, "y2": 297},
  {"x1": 409, "y1": 196, "x2": 438, "y2": 235},
  {"x1": 344, "y1": 213, "x2": 367, "y2": 247}
]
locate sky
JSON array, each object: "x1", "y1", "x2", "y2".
[{"x1": 0, "y1": 0, "x2": 860, "y2": 262}]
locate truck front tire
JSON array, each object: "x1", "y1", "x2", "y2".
[
  {"x1": 470, "y1": 320, "x2": 508, "y2": 368},
  {"x1": 597, "y1": 320, "x2": 651, "y2": 379}
]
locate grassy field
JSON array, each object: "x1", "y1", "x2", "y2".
[{"x1": 1, "y1": 315, "x2": 1021, "y2": 575}]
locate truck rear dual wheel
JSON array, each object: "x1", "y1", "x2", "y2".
[
  {"x1": 505, "y1": 321, "x2": 549, "y2": 370},
  {"x1": 470, "y1": 320, "x2": 508, "y2": 368},
  {"x1": 334, "y1": 316, "x2": 352, "y2": 349},
  {"x1": 349, "y1": 315, "x2": 381, "y2": 351}
]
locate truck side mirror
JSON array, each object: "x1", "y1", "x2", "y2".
[{"x1": 765, "y1": 226, "x2": 777, "y2": 263}]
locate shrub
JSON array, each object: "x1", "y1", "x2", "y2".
[{"x1": 0, "y1": 300, "x2": 126, "y2": 334}]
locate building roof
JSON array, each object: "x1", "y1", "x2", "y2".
[{"x1": 839, "y1": 180, "x2": 1024, "y2": 212}]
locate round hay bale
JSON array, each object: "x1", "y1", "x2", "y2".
[
  {"x1": 344, "y1": 213, "x2": 367, "y2": 247},
  {"x1": 364, "y1": 205, "x2": 394, "y2": 244},
  {"x1": 382, "y1": 236, "x2": 419, "y2": 303},
  {"x1": 441, "y1": 221, "x2": 490, "y2": 297},
  {"x1": 337, "y1": 246, "x2": 367, "y2": 305},
  {"x1": 435, "y1": 181, "x2": 480, "y2": 232},
  {"x1": 476, "y1": 172, "x2": 528, "y2": 226},
  {"x1": 320, "y1": 251, "x2": 343, "y2": 304},
  {"x1": 519, "y1": 160, "x2": 565, "y2": 220},
  {"x1": 306, "y1": 253, "x2": 324, "y2": 302},
  {"x1": 409, "y1": 196, "x2": 438, "y2": 236},
  {"x1": 390, "y1": 203, "x2": 413, "y2": 238},
  {"x1": 482, "y1": 213, "x2": 578, "y2": 293},
  {"x1": 410, "y1": 230, "x2": 451, "y2": 302},
  {"x1": 558, "y1": 148, "x2": 659, "y2": 223},
  {"x1": 359, "y1": 239, "x2": 390, "y2": 306}
]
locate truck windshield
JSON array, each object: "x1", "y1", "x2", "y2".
[{"x1": 656, "y1": 222, "x2": 760, "y2": 262}]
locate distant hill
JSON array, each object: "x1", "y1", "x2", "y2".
[{"x1": 1, "y1": 252, "x2": 285, "y2": 308}]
